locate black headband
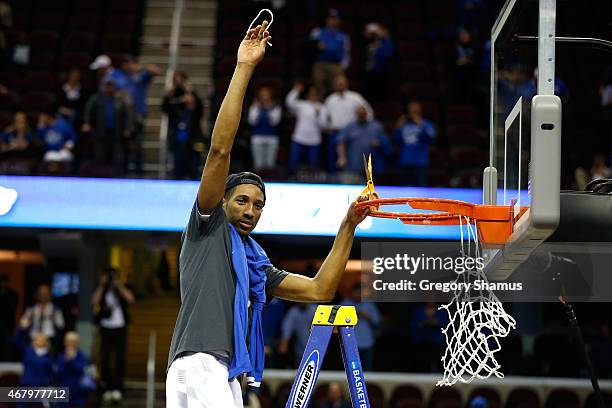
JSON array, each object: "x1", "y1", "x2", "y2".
[{"x1": 225, "y1": 172, "x2": 266, "y2": 201}]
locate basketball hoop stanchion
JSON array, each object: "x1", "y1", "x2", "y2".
[{"x1": 356, "y1": 155, "x2": 519, "y2": 385}]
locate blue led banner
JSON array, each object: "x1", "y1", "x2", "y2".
[{"x1": 0, "y1": 176, "x2": 522, "y2": 239}]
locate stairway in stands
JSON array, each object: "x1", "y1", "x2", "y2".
[{"x1": 139, "y1": 0, "x2": 217, "y2": 176}]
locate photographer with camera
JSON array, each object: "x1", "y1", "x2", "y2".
[{"x1": 91, "y1": 267, "x2": 134, "y2": 403}]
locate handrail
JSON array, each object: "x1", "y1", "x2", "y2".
[
  {"x1": 145, "y1": 331, "x2": 157, "y2": 408},
  {"x1": 158, "y1": 0, "x2": 185, "y2": 179}
]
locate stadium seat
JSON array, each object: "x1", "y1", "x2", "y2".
[
  {"x1": 36, "y1": 0, "x2": 70, "y2": 13},
  {"x1": 445, "y1": 104, "x2": 478, "y2": 125},
  {"x1": 506, "y1": 388, "x2": 540, "y2": 408},
  {"x1": 59, "y1": 52, "x2": 92, "y2": 71},
  {"x1": 428, "y1": 386, "x2": 462, "y2": 408},
  {"x1": 373, "y1": 101, "x2": 403, "y2": 123},
  {"x1": 256, "y1": 58, "x2": 285, "y2": 77},
  {"x1": 396, "y1": 23, "x2": 426, "y2": 40},
  {"x1": 30, "y1": 52, "x2": 56, "y2": 69},
  {"x1": 359, "y1": 4, "x2": 391, "y2": 21},
  {"x1": 428, "y1": 169, "x2": 451, "y2": 187},
  {"x1": 29, "y1": 31, "x2": 59, "y2": 53},
  {"x1": 0, "y1": 92, "x2": 19, "y2": 111},
  {"x1": 31, "y1": 13, "x2": 66, "y2": 32},
  {"x1": 398, "y1": 42, "x2": 429, "y2": 61},
  {"x1": 102, "y1": 34, "x2": 133, "y2": 53},
  {"x1": 467, "y1": 388, "x2": 502, "y2": 408},
  {"x1": 429, "y1": 146, "x2": 449, "y2": 168},
  {"x1": 390, "y1": 2, "x2": 424, "y2": 20},
  {"x1": 400, "y1": 62, "x2": 433, "y2": 83},
  {"x1": 0, "y1": 72, "x2": 22, "y2": 90},
  {"x1": 70, "y1": 14, "x2": 100, "y2": 33},
  {"x1": 20, "y1": 91, "x2": 56, "y2": 112},
  {"x1": 367, "y1": 383, "x2": 385, "y2": 408},
  {"x1": 109, "y1": 0, "x2": 141, "y2": 14},
  {"x1": 390, "y1": 384, "x2": 423, "y2": 408},
  {"x1": 105, "y1": 14, "x2": 137, "y2": 34},
  {"x1": 63, "y1": 32, "x2": 96, "y2": 53},
  {"x1": 0, "y1": 373, "x2": 19, "y2": 386},
  {"x1": 0, "y1": 110, "x2": 12, "y2": 129},
  {"x1": 585, "y1": 391, "x2": 612, "y2": 408},
  {"x1": 74, "y1": 0, "x2": 100, "y2": 14},
  {"x1": 450, "y1": 146, "x2": 488, "y2": 169},
  {"x1": 23, "y1": 71, "x2": 58, "y2": 92},
  {"x1": 544, "y1": 389, "x2": 580, "y2": 408},
  {"x1": 446, "y1": 124, "x2": 483, "y2": 147},
  {"x1": 432, "y1": 43, "x2": 455, "y2": 63},
  {"x1": 402, "y1": 82, "x2": 437, "y2": 101}
]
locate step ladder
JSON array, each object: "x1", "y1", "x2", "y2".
[{"x1": 284, "y1": 305, "x2": 370, "y2": 408}]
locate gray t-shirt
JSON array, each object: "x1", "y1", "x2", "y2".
[{"x1": 167, "y1": 201, "x2": 288, "y2": 369}]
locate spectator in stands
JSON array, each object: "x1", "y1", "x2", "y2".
[
  {"x1": 37, "y1": 109, "x2": 78, "y2": 164},
  {"x1": 363, "y1": 22, "x2": 394, "y2": 102},
  {"x1": 58, "y1": 68, "x2": 86, "y2": 129},
  {"x1": 15, "y1": 329, "x2": 54, "y2": 390},
  {"x1": 91, "y1": 267, "x2": 134, "y2": 403},
  {"x1": 0, "y1": 273, "x2": 18, "y2": 361},
  {"x1": 393, "y1": 101, "x2": 436, "y2": 187},
  {"x1": 248, "y1": 86, "x2": 282, "y2": 170},
  {"x1": 454, "y1": 27, "x2": 477, "y2": 100},
  {"x1": 340, "y1": 284, "x2": 381, "y2": 371},
  {"x1": 83, "y1": 78, "x2": 133, "y2": 176},
  {"x1": 1, "y1": 111, "x2": 35, "y2": 153},
  {"x1": 325, "y1": 75, "x2": 373, "y2": 172},
  {"x1": 161, "y1": 70, "x2": 205, "y2": 180},
  {"x1": 278, "y1": 303, "x2": 318, "y2": 367},
  {"x1": 89, "y1": 54, "x2": 114, "y2": 85},
  {"x1": 262, "y1": 297, "x2": 286, "y2": 368},
  {"x1": 20, "y1": 284, "x2": 65, "y2": 348},
  {"x1": 469, "y1": 396, "x2": 489, "y2": 408},
  {"x1": 410, "y1": 303, "x2": 448, "y2": 372},
  {"x1": 521, "y1": 67, "x2": 569, "y2": 103},
  {"x1": 321, "y1": 382, "x2": 351, "y2": 408},
  {"x1": 591, "y1": 154, "x2": 611, "y2": 181},
  {"x1": 285, "y1": 82, "x2": 327, "y2": 173},
  {"x1": 56, "y1": 331, "x2": 91, "y2": 407},
  {"x1": 117, "y1": 55, "x2": 161, "y2": 173},
  {"x1": 336, "y1": 105, "x2": 391, "y2": 182},
  {"x1": 310, "y1": 9, "x2": 351, "y2": 97}
]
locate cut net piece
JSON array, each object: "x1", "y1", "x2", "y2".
[{"x1": 437, "y1": 216, "x2": 517, "y2": 386}]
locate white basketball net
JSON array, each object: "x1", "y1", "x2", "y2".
[{"x1": 437, "y1": 216, "x2": 517, "y2": 386}]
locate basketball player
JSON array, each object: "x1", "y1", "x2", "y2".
[{"x1": 166, "y1": 21, "x2": 370, "y2": 407}]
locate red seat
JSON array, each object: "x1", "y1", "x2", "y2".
[
  {"x1": 31, "y1": 13, "x2": 66, "y2": 31},
  {"x1": 29, "y1": 31, "x2": 59, "y2": 52},
  {"x1": 544, "y1": 389, "x2": 580, "y2": 408},
  {"x1": 109, "y1": 0, "x2": 141, "y2": 14},
  {"x1": 450, "y1": 146, "x2": 488, "y2": 169},
  {"x1": 396, "y1": 23, "x2": 425, "y2": 40},
  {"x1": 446, "y1": 104, "x2": 478, "y2": 125},
  {"x1": 70, "y1": 14, "x2": 100, "y2": 33},
  {"x1": 60, "y1": 52, "x2": 92, "y2": 71},
  {"x1": 391, "y1": 2, "x2": 424, "y2": 20},
  {"x1": 102, "y1": 34, "x2": 132, "y2": 53},
  {"x1": 447, "y1": 124, "x2": 483, "y2": 147},
  {"x1": 215, "y1": 57, "x2": 237, "y2": 76},
  {"x1": 403, "y1": 82, "x2": 437, "y2": 101},
  {"x1": 398, "y1": 42, "x2": 429, "y2": 61},
  {"x1": 20, "y1": 91, "x2": 56, "y2": 112},
  {"x1": 36, "y1": 0, "x2": 70, "y2": 13},
  {"x1": 400, "y1": 62, "x2": 433, "y2": 82},
  {"x1": 391, "y1": 385, "x2": 423, "y2": 408},
  {"x1": 373, "y1": 101, "x2": 403, "y2": 123},
  {"x1": 30, "y1": 51, "x2": 56, "y2": 68},
  {"x1": 256, "y1": 58, "x2": 285, "y2": 77},
  {"x1": 367, "y1": 383, "x2": 385, "y2": 408},
  {"x1": 433, "y1": 43, "x2": 455, "y2": 62},
  {"x1": 506, "y1": 388, "x2": 540, "y2": 408},
  {"x1": 428, "y1": 169, "x2": 450, "y2": 187},
  {"x1": 105, "y1": 14, "x2": 137, "y2": 34},
  {"x1": 64, "y1": 32, "x2": 96, "y2": 53},
  {"x1": 0, "y1": 91, "x2": 19, "y2": 111},
  {"x1": 428, "y1": 387, "x2": 462, "y2": 408},
  {"x1": 429, "y1": 146, "x2": 449, "y2": 168},
  {"x1": 23, "y1": 71, "x2": 58, "y2": 92},
  {"x1": 74, "y1": 0, "x2": 100, "y2": 14},
  {"x1": 0, "y1": 72, "x2": 21, "y2": 90},
  {"x1": 0, "y1": 110, "x2": 12, "y2": 129},
  {"x1": 421, "y1": 101, "x2": 441, "y2": 122}
]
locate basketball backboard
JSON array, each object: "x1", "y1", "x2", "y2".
[{"x1": 483, "y1": 0, "x2": 612, "y2": 279}]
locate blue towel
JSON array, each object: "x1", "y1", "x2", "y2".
[{"x1": 228, "y1": 224, "x2": 269, "y2": 387}]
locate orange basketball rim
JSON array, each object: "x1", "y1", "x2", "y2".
[{"x1": 354, "y1": 155, "x2": 528, "y2": 246}]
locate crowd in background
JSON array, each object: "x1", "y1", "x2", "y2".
[{"x1": 0, "y1": 268, "x2": 134, "y2": 406}]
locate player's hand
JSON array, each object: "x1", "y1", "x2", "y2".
[
  {"x1": 293, "y1": 82, "x2": 304, "y2": 93},
  {"x1": 345, "y1": 195, "x2": 370, "y2": 229},
  {"x1": 237, "y1": 21, "x2": 271, "y2": 67}
]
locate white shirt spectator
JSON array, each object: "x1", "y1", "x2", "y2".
[
  {"x1": 285, "y1": 89, "x2": 328, "y2": 146},
  {"x1": 22, "y1": 302, "x2": 65, "y2": 339},
  {"x1": 324, "y1": 90, "x2": 373, "y2": 131},
  {"x1": 100, "y1": 290, "x2": 126, "y2": 329}
]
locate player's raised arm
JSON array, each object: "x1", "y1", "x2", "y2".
[{"x1": 197, "y1": 22, "x2": 270, "y2": 214}]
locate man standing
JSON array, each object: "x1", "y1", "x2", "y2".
[{"x1": 166, "y1": 22, "x2": 369, "y2": 407}]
